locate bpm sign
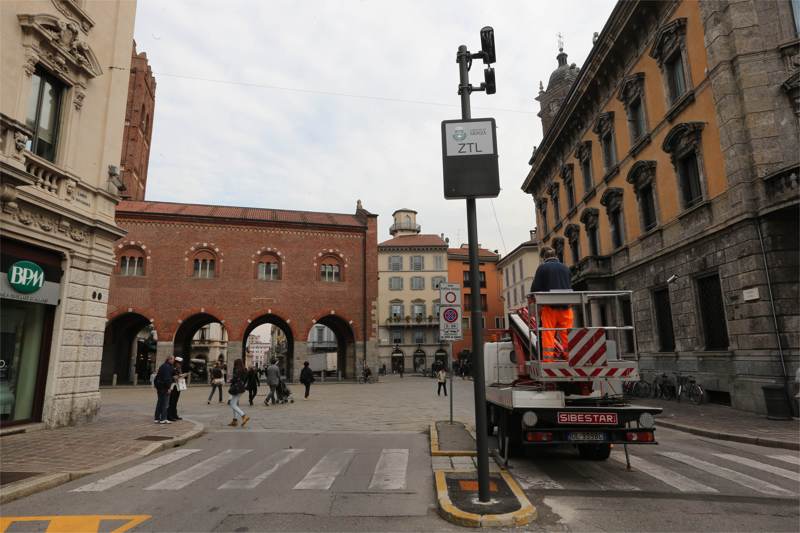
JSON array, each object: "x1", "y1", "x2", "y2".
[
  {"x1": 441, "y1": 118, "x2": 499, "y2": 199},
  {"x1": 7, "y1": 261, "x2": 44, "y2": 294}
]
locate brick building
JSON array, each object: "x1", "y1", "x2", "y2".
[
  {"x1": 103, "y1": 200, "x2": 378, "y2": 382},
  {"x1": 523, "y1": 0, "x2": 799, "y2": 413},
  {"x1": 119, "y1": 40, "x2": 155, "y2": 202},
  {"x1": 447, "y1": 245, "x2": 504, "y2": 361}
]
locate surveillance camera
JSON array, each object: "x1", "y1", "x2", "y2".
[
  {"x1": 667, "y1": 274, "x2": 679, "y2": 284},
  {"x1": 480, "y1": 26, "x2": 496, "y2": 64}
]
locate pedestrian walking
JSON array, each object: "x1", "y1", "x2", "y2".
[
  {"x1": 436, "y1": 368, "x2": 447, "y2": 397},
  {"x1": 228, "y1": 358, "x2": 249, "y2": 427},
  {"x1": 245, "y1": 366, "x2": 260, "y2": 406},
  {"x1": 167, "y1": 357, "x2": 189, "y2": 421},
  {"x1": 300, "y1": 361, "x2": 315, "y2": 399},
  {"x1": 264, "y1": 358, "x2": 280, "y2": 405},
  {"x1": 153, "y1": 355, "x2": 174, "y2": 424},
  {"x1": 208, "y1": 362, "x2": 224, "y2": 404}
]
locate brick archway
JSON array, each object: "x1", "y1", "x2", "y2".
[
  {"x1": 101, "y1": 312, "x2": 156, "y2": 386},
  {"x1": 242, "y1": 312, "x2": 295, "y2": 380}
]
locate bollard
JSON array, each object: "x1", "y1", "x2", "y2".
[{"x1": 112, "y1": 373, "x2": 117, "y2": 387}]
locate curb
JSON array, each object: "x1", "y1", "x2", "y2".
[
  {"x1": 430, "y1": 422, "x2": 477, "y2": 457},
  {"x1": 434, "y1": 470, "x2": 537, "y2": 528},
  {"x1": 0, "y1": 419, "x2": 205, "y2": 505},
  {"x1": 657, "y1": 420, "x2": 799, "y2": 451}
]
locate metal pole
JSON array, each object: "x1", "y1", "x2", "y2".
[
  {"x1": 449, "y1": 346, "x2": 454, "y2": 424},
  {"x1": 457, "y1": 43, "x2": 490, "y2": 503}
]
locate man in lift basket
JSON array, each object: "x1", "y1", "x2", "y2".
[{"x1": 529, "y1": 246, "x2": 573, "y2": 362}]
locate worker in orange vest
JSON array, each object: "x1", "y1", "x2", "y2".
[{"x1": 529, "y1": 246, "x2": 573, "y2": 362}]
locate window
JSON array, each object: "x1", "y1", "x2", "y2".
[
  {"x1": 411, "y1": 256, "x2": 424, "y2": 271},
  {"x1": 629, "y1": 98, "x2": 645, "y2": 140},
  {"x1": 696, "y1": 274, "x2": 729, "y2": 350},
  {"x1": 602, "y1": 132, "x2": 616, "y2": 170},
  {"x1": 433, "y1": 300, "x2": 441, "y2": 317},
  {"x1": 593, "y1": 112, "x2": 617, "y2": 174},
  {"x1": 504, "y1": 268, "x2": 509, "y2": 287},
  {"x1": 391, "y1": 328, "x2": 404, "y2": 344},
  {"x1": 562, "y1": 164, "x2": 575, "y2": 210},
  {"x1": 663, "y1": 122, "x2": 706, "y2": 210},
  {"x1": 462, "y1": 317, "x2": 470, "y2": 330},
  {"x1": 464, "y1": 294, "x2": 487, "y2": 312},
  {"x1": 390, "y1": 302, "x2": 404, "y2": 319},
  {"x1": 412, "y1": 302, "x2": 426, "y2": 319},
  {"x1": 495, "y1": 316, "x2": 505, "y2": 329},
  {"x1": 553, "y1": 238, "x2": 565, "y2": 263},
  {"x1": 389, "y1": 255, "x2": 402, "y2": 271},
  {"x1": 652, "y1": 287, "x2": 675, "y2": 352},
  {"x1": 194, "y1": 258, "x2": 215, "y2": 278},
  {"x1": 389, "y1": 276, "x2": 403, "y2": 290},
  {"x1": 618, "y1": 73, "x2": 648, "y2": 146},
  {"x1": 119, "y1": 254, "x2": 144, "y2": 276},
  {"x1": 481, "y1": 316, "x2": 486, "y2": 330},
  {"x1": 434, "y1": 255, "x2": 444, "y2": 270},
  {"x1": 565, "y1": 224, "x2": 580, "y2": 264},
  {"x1": 432, "y1": 276, "x2": 446, "y2": 289},
  {"x1": 25, "y1": 68, "x2": 65, "y2": 162},
  {"x1": 537, "y1": 198, "x2": 548, "y2": 235},
  {"x1": 411, "y1": 276, "x2": 424, "y2": 290},
  {"x1": 512, "y1": 263, "x2": 517, "y2": 284},
  {"x1": 587, "y1": 226, "x2": 599, "y2": 256},
  {"x1": 463, "y1": 270, "x2": 486, "y2": 288},
  {"x1": 413, "y1": 330, "x2": 425, "y2": 344},
  {"x1": 575, "y1": 141, "x2": 593, "y2": 195},
  {"x1": 580, "y1": 207, "x2": 600, "y2": 256},
  {"x1": 257, "y1": 254, "x2": 280, "y2": 280},
  {"x1": 320, "y1": 255, "x2": 342, "y2": 282},
  {"x1": 548, "y1": 182, "x2": 560, "y2": 222},
  {"x1": 665, "y1": 52, "x2": 687, "y2": 104},
  {"x1": 626, "y1": 160, "x2": 659, "y2": 232},
  {"x1": 601, "y1": 188, "x2": 625, "y2": 250},
  {"x1": 793, "y1": 0, "x2": 800, "y2": 35},
  {"x1": 517, "y1": 260, "x2": 523, "y2": 279}
]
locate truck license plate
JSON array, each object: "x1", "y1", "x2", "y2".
[{"x1": 567, "y1": 432, "x2": 606, "y2": 442}]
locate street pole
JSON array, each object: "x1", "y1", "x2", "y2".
[
  {"x1": 449, "y1": 343, "x2": 454, "y2": 424},
  {"x1": 457, "y1": 44, "x2": 491, "y2": 503}
]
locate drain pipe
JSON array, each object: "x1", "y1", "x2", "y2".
[{"x1": 755, "y1": 218, "x2": 788, "y2": 387}]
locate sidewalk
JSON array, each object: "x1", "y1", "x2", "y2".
[
  {"x1": 0, "y1": 408, "x2": 203, "y2": 504},
  {"x1": 636, "y1": 398, "x2": 799, "y2": 450}
]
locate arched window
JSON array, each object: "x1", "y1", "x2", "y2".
[
  {"x1": 118, "y1": 248, "x2": 145, "y2": 276},
  {"x1": 257, "y1": 253, "x2": 281, "y2": 281},
  {"x1": 193, "y1": 250, "x2": 216, "y2": 278},
  {"x1": 320, "y1": 255, "x2": 342, "y2": 282}
]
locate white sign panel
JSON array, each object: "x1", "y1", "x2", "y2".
[
  {"x1": 439, "y1": 306, "x2": 463, "y2": 341},
  {"x1": 443, "y1": 120, "x2": 495, "y2": 157},
  {"x1": 439, "y1": 283, "x2": 462, "y2": 306}
]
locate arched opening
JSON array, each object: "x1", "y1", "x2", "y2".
[
  {"x1": 313, "y1": 315, "x2": 355, "y2": 379},
  {"x1": 435, "y1": 348, "x2": 448, "y2": 370},
  {"x1": 173, "y1": 313, "x2": 227, "y2": 382},
  {"x1": 306, "y1": 323, "x2": 338, "y2": 378},
  {"x1": 391, "y1": 347, "x2": 404, "y2": 374},
  {"x1": 413, "y1": 347, "x2": 426, "y2": 373},
  {"x1": 101, "y1": 313, "x2": 156, "y2": 386},
  {"x1": 243, "y1": 315, "x2": 294, "y2": 381}
]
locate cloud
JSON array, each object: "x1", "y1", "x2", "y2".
[{"x1": 134, "y1": 0, "x2": 615, "y2": 254}]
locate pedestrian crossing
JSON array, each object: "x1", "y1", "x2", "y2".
[
  {"x1": 72, "y1": 447, "x2": 412, "y2": 494},
  {"x1": 512, "y1": 448, "x2": 800, "y2": 498}
]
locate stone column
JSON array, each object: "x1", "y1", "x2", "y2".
[{"x1": 292, "y1": 341, "x2": 308, "y2": 382}]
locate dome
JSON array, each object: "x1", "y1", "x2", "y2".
[{"x1": 546, "y1": 50, "x2": 579, "y2": 91}]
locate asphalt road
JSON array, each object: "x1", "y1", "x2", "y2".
[{"x1": 2, "y1": 377, "x2": 798, "y2": 532}]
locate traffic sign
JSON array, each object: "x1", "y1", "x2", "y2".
[
  {"x1": 439, "y1": 305, "x2": 463, "y2": 341},
  {"x1": 441, "y1": 118, "x2": 499, "y2": 199},
  {"x1": 439, "y1": 283, "x2": 462, "y2": 306}
]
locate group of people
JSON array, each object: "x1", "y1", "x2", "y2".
[{"x1": 154, "y1": 356, "x2": 317, "y2": 429}]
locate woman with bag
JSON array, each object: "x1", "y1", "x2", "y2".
[
  {"x1": 168, "y1": 357, "x2": 189, "y2": 421},
  {"x1": 299, "y1": 361, "x2": 315, "y2": 399},
  {"x1": 228, "y1": 358, "x2": 249, "y2": 427},
  {"x1": 208, "y1": 362, "x2": 224, "y2": 404}
]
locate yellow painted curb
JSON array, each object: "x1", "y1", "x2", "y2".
[
  {"x1": 430, "y1": 422, "x2": 478, "y2": 457},
  {"x1": 433, "y1": 470, "x2": 537, "y2": 528}
]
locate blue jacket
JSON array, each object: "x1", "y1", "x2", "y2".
[
  {"x1": 531, "y1": 258, "x2": 572, "y2": 293},
  {"x1": 154, "y1": 361, "x2": 174, "y2": 390}
]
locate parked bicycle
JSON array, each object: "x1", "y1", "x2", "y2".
[
  {"x1": 623, "y1": 377, "x2": 652, "y2": 398},
  {"x1": 652, "y1": 373, "x2": 676, "y2": 400},
  {"x1": 675, "y1": 373, "x2": 705, "y2": 404}
]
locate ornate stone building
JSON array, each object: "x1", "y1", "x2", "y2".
[
  {"x1": 523, "y1": 0, "x2": 799, "y2": 413},
  {"x1": 0, "y1": 1, "x2": 136, "y2": 427}
]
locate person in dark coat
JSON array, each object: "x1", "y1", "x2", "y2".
[
  {"x1": 299, "y1": 361, "x2": 315, "y2": 399},
  {"x1": 153, "y1": 355, "x2": 174, "y2": 424},
  {"x1": 264, "y1": 359, "x2": 280, "y2": 405},
  {"x1": 208, "y1": 362, "x2": 224, "y2": 404},
  {"x1": 245, "y1": 366, "x2": 260, "y2": 406},
  {"x1": 167, "y1": 357, "x2": 189, "y2": 421}
]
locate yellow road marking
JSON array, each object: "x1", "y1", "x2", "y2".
[{"x1": 0, "y1": 515, "x2": 150, "y2": 533}]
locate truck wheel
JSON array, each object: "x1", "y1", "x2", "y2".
[
  {"x1": 498, "y1": 411, "x2": 522, "y2": 458},
  {"x1": 578, "y1": 443, "x2": 611, "y2": 461}
]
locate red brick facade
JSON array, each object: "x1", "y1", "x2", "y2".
[
  {"x1": 119, "y1": 41, "x2": 155, "y2": 201},
  {"x1": 105, "y1": 200, "x2": 378, "y2": 380}
]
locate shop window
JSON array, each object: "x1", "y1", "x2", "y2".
[
  {"x1": 601, "y1": 188, "x2": 625, "y2": 250},
  {"x1": 192, "y1": 250, "x2": 216, "y2": 278},
  {"x1": 320, "y1": 256, "x2": 342, "y2": 282},
  {"x1": 663, "y1": 122, "x2": 707, "y2": 210},
  {"x1": 25, "y1": 68, "x2": 65, "y2": 162},
  {"x1": 696, "y1": 273, "x2": 729, "y2": 351},
  {"x1": 257, "y1": 253, "x2": 280, "y2": 281},
  {"x1": 652, "y1": 287, "x2": 675, "y2": 352},
  {"x1": 626, "y1": 160, "x2": 660, "y2": 232}
]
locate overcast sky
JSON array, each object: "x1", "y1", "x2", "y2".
[{"x1": 132, "y1": 0, "x2": 615, "y2": 255}]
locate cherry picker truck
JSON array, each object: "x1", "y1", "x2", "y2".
[{"x1": 485, "y1": 290, "x2": 662, "y2": 463}]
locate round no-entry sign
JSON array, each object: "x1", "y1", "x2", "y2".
[
  {"x1": 443, "y1": 308, "x2": 459, "y2": 323},
  {"x1": 444, "y1": 291, "x2": 457, "y2": 304}
]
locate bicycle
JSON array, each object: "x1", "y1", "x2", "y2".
[
  {"x1": 676, "y1": 374, "x2": 704, "y2": 404},
  {"x1": 623, "y1": 377, "x2": 652, "y2": 399},
  {"x1": 653, "y1": 373, "x2": 676, "y2": 400},
  {"x1": 357, "y1": 371, "x2": 375, "y2": 384}
]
